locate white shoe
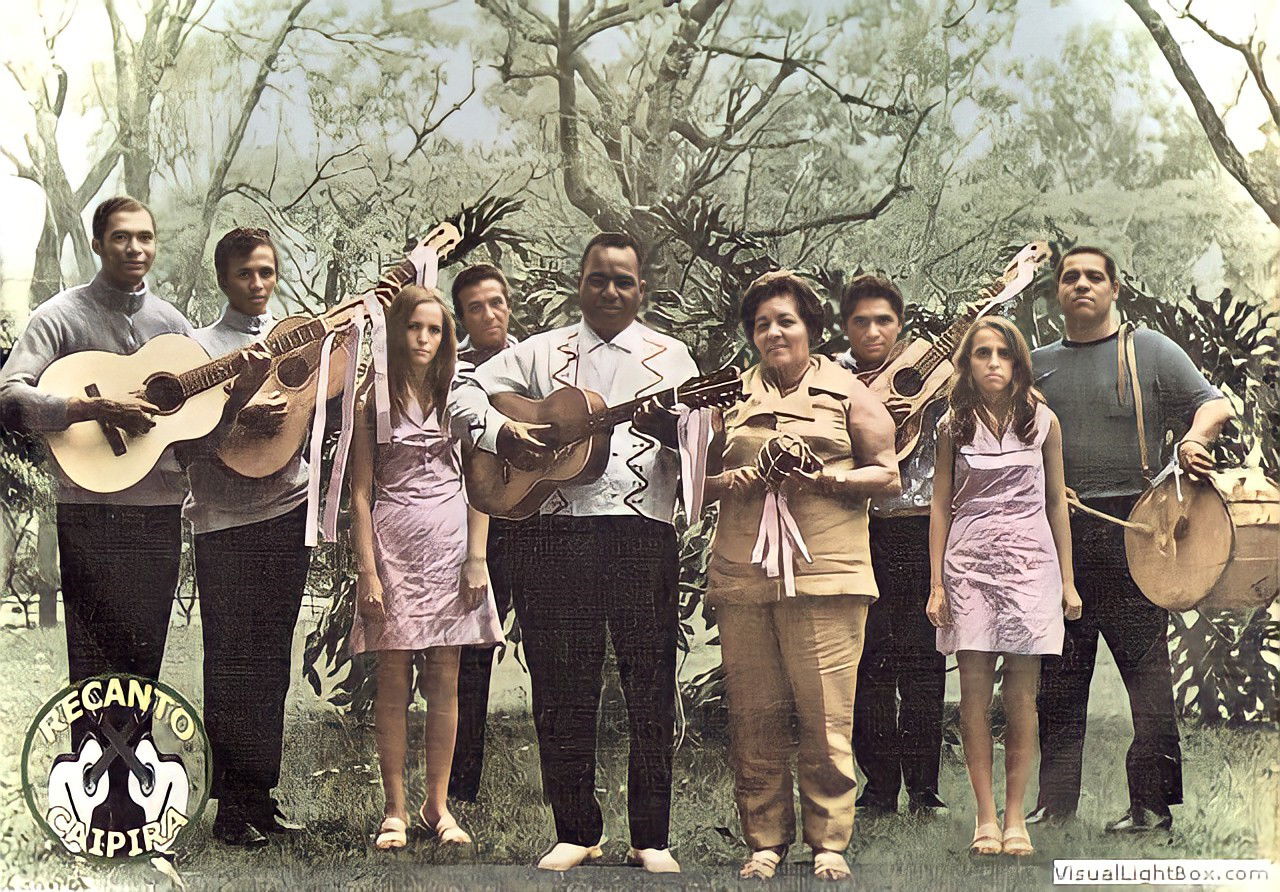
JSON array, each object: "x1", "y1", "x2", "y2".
[
  {"x1": 628, "y1": 846, "x2": 682, "y2": 873},
  {"x1": 537, "y1": 840, "x2": 605, "y2": 871}
]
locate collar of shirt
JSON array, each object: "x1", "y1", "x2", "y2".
[
  {"x1": 217, "y1": 305, "x2": 274, "y2": 336},
  {"x1": 458, "y1": 332, "x2": 518, "y2": 365},
  {"x1": 89, "y1": 271, "x2": 148, "y2": 315},
  {"x1": 577, "y1": 318, "x2": 645, "y2": 357}
]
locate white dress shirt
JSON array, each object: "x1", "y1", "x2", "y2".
[{"x1": 452, "y1": 319, "x2": 699, "y2": 524}]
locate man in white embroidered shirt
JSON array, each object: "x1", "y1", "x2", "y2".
[{"x1": 460, "y1": 232, "x2": 697, "y2": 873}]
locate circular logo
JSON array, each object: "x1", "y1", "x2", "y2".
[{"x1": 21, "y1": 674, "x2": 211, "y2": 860}]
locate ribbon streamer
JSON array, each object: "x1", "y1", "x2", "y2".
[
  {"x1": 320, "y1": 307, "x2": 368, "y2": 542},
  {"x1": 304, "y1": 330, "x2": 339, "y2": 546},
  {"x1": 676, "y1": 406, "x2": 713, "y2": 519},
  {"x1": 750, "y1": 488, "x2": 813, "y2": 598}
]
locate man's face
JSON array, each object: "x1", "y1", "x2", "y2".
[
  {"x1": 458, "y1": 278, "x2": 510, "y2": 350},
  {"x1": 1056, "y1": 252, "x2": 1118, "y2": 328},
  {"x1": 220, "y1": 244, "x2": 277, "y2": 316},
  {"x1": 844, "y1": 296, "x2": 902, "y2": 366},
  {"x1": 92, "y1": 209, "x2": 156, "y2": 291},
  {"x1": 579, "y1": 245, "x2": 644, "y2": 340}
]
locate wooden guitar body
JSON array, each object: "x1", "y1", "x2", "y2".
[
  {"x1": 862, "y1": 338, "x2": 956, "y2": 458},
  {"x1": 39, "y1": 334, "x2": 225, "y2": 493},
  {"x1": 464, "y1": 388, "x2": 612, "y2": 519},
  {"x1": 216, "y1": 316, "x2": 353, "y2": 478}
]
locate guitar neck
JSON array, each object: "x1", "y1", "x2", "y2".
[
  {"x1": 914, "y1": 275, "x2": 1012, "y2": 381},
  {"x1": 174, "y1": 259, "x2": 419, "y2": 400},
  {"x1": 586, "y1": 388, "x2": 677, "y2": 434}
]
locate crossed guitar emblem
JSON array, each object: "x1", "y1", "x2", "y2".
[{"x1": 46, "y1": 708, "x2": 190, "y2": 855}]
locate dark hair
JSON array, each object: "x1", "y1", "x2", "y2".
[
  {"x1": 840, "y1": 274, "x2": 904, "y2": 325},
  {"x1": 739, "y1": 270, "x2": 825, "y2": 344},
  {"x1": 579, "y1": 231, "x2": 645, "y2": 275},
  {"x1": 946, "y1": 317, "x2": 1041, "y2": 447},
  {"x1": 380, "y1": 285, "x2": 457, "y2": 428},
  {"x1": 1056, "y1": 245, "x2": 1117, "y2": 284},
  {"x1": 91, "y1": 196, "x2": 153, "y2": 242},
  {"x1": 450, "y1": 263, "x2": 509, "y2": 317},
  {"x1": 213, "y1": 227, "x2": 277, "y2": 285}
]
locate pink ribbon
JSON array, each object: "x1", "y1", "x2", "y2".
[
  {"x1": 305, "y1": 330, "x2": 339, "y2": 546},
  {"x1": 319, "y1": 307, "x2": 367, "y2": 542},
  {"x1": 677, "y1": 406, "x2": 713, "y2": 519},
  {"x1": 750, "y1": 489, "x2": 813, "y2": 598}
]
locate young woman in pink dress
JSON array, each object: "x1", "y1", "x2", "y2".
[
  {"x1": 348, "y1": 285, "x2": 503, "y2": 850},
  {"x1": 926, "y1": 317, "x2": 1081, "y2": 857}
]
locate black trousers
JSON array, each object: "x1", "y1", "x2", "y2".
[
  {"x1": 57, "y1": 503, "x2": 182, "y2": 687},
  {"x1": 56, "y1": 502, "x2": 183, "y2": 829},
  {"x1": 507, "y1": 514, "x2": 678, "y2": 849},
  {"x1": 450, "y1": 518, "x2": 515, "y2": 802},
  {"x1": 1036, "y1": 496, "x2": 1183, "y2": 814},
  {"x1": 852, "y1": 515, "x2": 946, "y2": 805},
  {"x1": 195, "y1": 504, "x2": 309, "y2": 812}
]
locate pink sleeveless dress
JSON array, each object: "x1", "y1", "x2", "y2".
[
  {"x1": 350, "y1": 398, "x2": 502, "y2": 654},
  {"x1": 938, "y1": 402, "x2": 1063, "y2": 656}
]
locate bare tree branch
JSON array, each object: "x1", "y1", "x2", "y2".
[{"x1": 1177, "y1": 2, "x2": 1279, "y2": 129}]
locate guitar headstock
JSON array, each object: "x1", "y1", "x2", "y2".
[
  {"x1": 676, "y1": 365, "x2": 742, "y2": 410},
  {"x1": 996, "y1": 240, "x2": 1051, "y2": 297},
  {"x1": 402, "y1": 222, "x2": 463, "y2": 279}
]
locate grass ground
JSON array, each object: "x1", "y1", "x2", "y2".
[{"x1": 1, "y1": 615, "x2": 1277, "y2": 890}]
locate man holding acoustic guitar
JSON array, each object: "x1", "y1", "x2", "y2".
[
  {"x1": 836, "y1": 275, "x2": 949, "y2": 818},
  {"x1": 453, "y1": 232, "x2": 699, "y2": 873},
  {"x1": 179, "y1": 227, "x2": 310, "y2": 848},
  {"x1": 0, "y1": 197, "x2": 196, "y2": 744}
]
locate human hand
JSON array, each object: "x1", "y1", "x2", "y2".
[
  {"x1": 1177, "y1": 439, "x2": 1214, "y2": 479},
  {"x1": 632, "y1": 396, "x2": 679, "y2": 448},
  {"x1": 71, "y1": 395, "x2": 160, "y2": 436},
  {"x1": 235, "y1": 395, "x2": 287, "y2": 438},
  {"x1": 229, "y1": 343, "x2": 274, "y2": 398},
  {"x1": 716, "y1": 467, "x2": 763, "y2": 495},
  {"x1": 497, "y1": 419, "x2": 553, "y2": 470},
  {"x1": 925, "y1": 583, "x2": 952, "y2": 628},
  {"x1": 357, "y1": 571, "x2": 385, "y2": 621},
  {"x1": 1062, "y1": 582, "x2": 1083, "y2": 621},
  {"x1": 884, "y1": 396, "x2": 911, "y2": 427},
  {"x1": 458, "y1": 556, "x2": 489, "y2": 611}
]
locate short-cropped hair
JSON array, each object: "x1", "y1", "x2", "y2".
[
  {"x1": 739, "y1": 270, "x2": 826, "y2": 344},
  {"x1": 450, "y1": 263, "x2": 510, "y2": 317},
  {"x1": 213, "y1": 227, "x2": 277, "y2": 284},
  {"x1": 579, "y1": 231, "x2": 645, "y2": 275},
  {"x1": 1056, "y1": 245, "x2": 1118, "y2": 284},
  {"x1": 92, "y1": 196, "x2": 154, "y2": 242},
  {"x1": 839, "y1": 274, "x2": 904, "y2": 325}
]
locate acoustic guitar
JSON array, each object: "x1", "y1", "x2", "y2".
[
  {"x1": 37, "y1": 223, "x2": 460, "y2": 493},
  {"x1": 217, "y1": 223, "x2": 461, "y2": 477},
  {"x1": 464, "y1": 366, "x2": 742, "y2": 519},
  {"x1": 858, "y1": 240, "x2": 1051, "y2": 458}
]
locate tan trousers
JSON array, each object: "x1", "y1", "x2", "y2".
[{"x1": 716, "y1": 595, "x2": 870, "y2": 852}]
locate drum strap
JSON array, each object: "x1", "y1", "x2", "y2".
[{"x1": 1117, "y1": 322, "x2": 1150, "y2": 479}]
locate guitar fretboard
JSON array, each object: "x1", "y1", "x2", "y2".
[{"x1": 912, "y1": 272, "x2": 1016, "y2": 381}]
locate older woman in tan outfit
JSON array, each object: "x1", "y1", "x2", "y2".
[{"x1": 705, "y1": 271, "x2": 899, "y2": 881}]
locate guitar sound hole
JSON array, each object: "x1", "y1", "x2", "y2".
[
  {"x1": 892, "y1": 368, "x2": 924, "y2": 398},
  {"x1": 143, "y1": 373, "x2": 184, "y2": 413},
  {"x1": 277, "y1": 355, "x2": 311, "y2": 388}
]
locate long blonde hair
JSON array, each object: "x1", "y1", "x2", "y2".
[{"x1": 383, "y1": 285, "x2": 457, "y2": 426}]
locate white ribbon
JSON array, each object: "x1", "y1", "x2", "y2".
[
  {"x1": 750, "y1": 488, "x2": 813, "y2": 598},
  {"x1": 362, "y1": 292, "x2": 392, "y2": 445},
  {"x1": 320, "y1": 307, "x2": 367, "y2": 542},
  {"x1": 676, "y1": 406, "x2": 713, "y2": 519},
  {"x1": 305, "y1": 330, "x2": 339, "y2": 546}
]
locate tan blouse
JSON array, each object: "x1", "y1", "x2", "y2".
[{"x1": 707, "y1": 356, "x2": 878, "y2": 605}]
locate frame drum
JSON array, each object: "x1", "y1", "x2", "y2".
[{"x1": 1126, "y1": 468, "x2": 1279, "y2": 611}]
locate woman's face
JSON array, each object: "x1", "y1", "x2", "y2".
[
  {"x1": 968, "y1": 326, "x2": 1015, "y2": 399},
  {"x1": 404, "y1": 301, "x2": 444, "y2": 373},
  {"x1": 752, "y1": 294, "x2": 810, "y2": 370}
]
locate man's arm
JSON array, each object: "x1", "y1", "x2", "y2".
[
  {"x1": 465, "y1": 338, "x2": 549, "y2": 454},
  {"x1": 0, "y1": 312, "x2": 75, "y2": 433},
  {"x1": 1151, "y1": 332, "x2": 1235, "y2": 476}
]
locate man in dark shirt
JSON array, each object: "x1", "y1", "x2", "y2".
[
  {"x1": 1028, "y1": 246, "x2": 1232, "y2": 833},
  {"x1": 835, "y1": 276, "x2": 948, "y2": 817},
  {"x1": 448, "y1": 263, "x2": 518, "y2": 803}
]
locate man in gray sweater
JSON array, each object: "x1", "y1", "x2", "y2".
[{"x1": 0, "y1": 197, "x2": 193, "y2": 705}]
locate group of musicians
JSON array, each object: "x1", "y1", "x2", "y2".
[{"x1": 0, "y1": 196, "x2": 1231, "y2": 877}]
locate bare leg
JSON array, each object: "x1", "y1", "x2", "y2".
[
  {"x1": 375, "y1": 650, "x2": 414, "y2": 823},
  {"x1": 419, "y1": 646, "x2": 462, "y2": 828},
  {"x1": 1000, "y1": 654, "x2": 1042, "y2": 837},
  {"x1": 956, "y1": 651, "x2": 999, "y2": 828}
]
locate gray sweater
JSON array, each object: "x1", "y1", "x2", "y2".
[{"x1": 0, "y1": 273, "x2": 194, "y2": 505}]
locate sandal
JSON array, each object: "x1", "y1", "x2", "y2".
[
  {"x1": 374, "y1": 816, "x2": 407, "y2": 850},
  {"x1": 970, "y1": 819, "x2": 1002, "y2": 856},
  {"x1": 1002, "y1": 825, "x2": 1035, "y2": 857},
  {"x1": 740, "y1": 846, "x2": 786, "y2": 879},
  {"x1": 813, "y1": 850, "x2": 851, "y2": 881},
  {"x1": 418, "y1": 803, "x2": 472, "y2": 845}
]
